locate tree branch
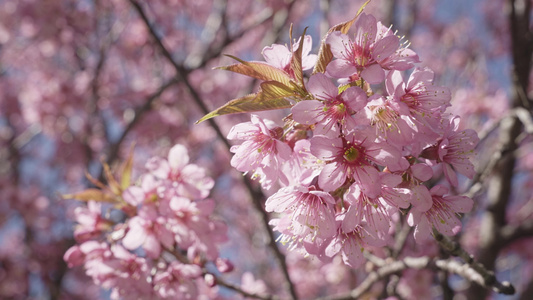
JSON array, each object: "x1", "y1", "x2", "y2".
[
  {"x1": 104, "y1": 77, "x2": 179, "y2": 168},
  {"x1": 215, "y1": 276, "x2": 280, "y2": 300},
  {"x1": 433, "y1": 229, "x2": 515, "y2": 295}
]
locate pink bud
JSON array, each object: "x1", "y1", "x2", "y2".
[
  {"x1": 215, "y1": 257, "x2": 234, "y2": 273},
  {"x1": 204, "y1": 273, "x2": 216, "y2": 287}
]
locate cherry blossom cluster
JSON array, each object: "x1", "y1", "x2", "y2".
[
  {"x1": 227, "y1": 13, "x2": 478, "y2": 268},
  {"x1": 64, "y1": 145, "x2": 229, "y2": 299}
]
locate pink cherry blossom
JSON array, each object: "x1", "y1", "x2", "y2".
[
  {"x1": 262, "y1": 35, "x2": 317, "y2": 75},
  {"x1": 310, "y1": 130, "x2": 408, "y2": 196},
  {"x1": 325, "y1": 13, "x2": 409, "y2": 84},
  {"x1": 266, "y1": 185, "x2": 337, "y2": 248},
  {"x1": 121, "y1": 204, "x2": 175, "y2": 259},
  {"x1": 343, "y1": 182, "x2": 394, "y2": 239},
  {"x1": 146, "y1": 144, "x2": 214, "y2": 199},
  {"x1": 228, "y1": 114, "x2": 292, "y2": 189},
  {"x1": 408, "y1": 185, "x2": 474, "y2": 242},
  {"x1": 325, "y1": 214, "x2": 386, "y2": 268},
  {"x1": 153, "y1": 261, "x2": 203, "y2": 299},
  {"x1": 421, "y1": 116, "x2": 479, "y2": 186},
  {"x1": 386, "y1": 68, "x2": 451, "y2": 139},
  {"x1": 363, "y1": 95, "x2": 417, "y2": 146},
  {"x1": 292, "y1": 73, "x2": 368, "y2": 136},
  {"x1": 72, "y1": 201, "x2": 111, "y2": 242},
  {"x1": 280, "y1": 139, "x2": 324, "y2": 186}
]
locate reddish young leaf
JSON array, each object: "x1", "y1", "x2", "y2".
[
  {"x1": 196, "y1": 82, "x2": 295, "y2": 124},
  {"x1": 216, "y1": 55, "x2": 292, "y2": 86},
  {"x1": 62, "y1": 188, "x2": 119, "y2": 203},
  {"x1": 290, "y1": 26, "x2": 308, "y2": 89}
]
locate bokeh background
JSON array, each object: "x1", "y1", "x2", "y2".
[{"x1": 0, "y1": 0, "x2": 531, "y2": 299}]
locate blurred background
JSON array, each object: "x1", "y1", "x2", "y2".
[{"x1": 0, "y1": 0, "x2": 531, "y2": 299}]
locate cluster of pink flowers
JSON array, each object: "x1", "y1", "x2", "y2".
[
  {"x1": 64, "y1": 145, "x2": 229, "y2": 299},
  {"x1": 228, "y1": 13, "x2": 477, "y2": 268}
]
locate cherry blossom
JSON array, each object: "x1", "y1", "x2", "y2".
[
  {"x1": 408, "y1": 185, "x2": 474, "y2": 242},
  {"x1": 292, "y1": 73, "x2": 368, "y2": 136},
  {"x1": 326, "y1": 13, "x2": 418, "y2": 84},
  {"x1": 227, "y1": 114, "x2": 292, "y2": 189}
]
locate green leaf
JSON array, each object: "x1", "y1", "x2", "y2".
[
  {"x1": 196, "y1": 81, "x2": 294, "y2": 123},
  {"x1": 313, "y1": 0, "x2": 372, "y2": 74},
  {"x1": 216, "y1": 55, "x2": 292, "y2": 86}
]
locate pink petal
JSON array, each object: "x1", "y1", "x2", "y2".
[
  {"x1": 361, "y1": 63, "x2": 385, "y2": 84},
  {"x1": 318, "y1": 163, "x2": 346, "y2": 192},
  {"x1": 123, "y1": 186, "x2": 145, "y2": 206},
  {"x1": 372, "y1": 35, "x2": 399, "y2": 62},
  {"x1": 325, "y1": 236, "x2": 342, "y2": 257},
  {"x1": 385, "y1": 70, "x2": 405, "y2": 97},
  {"x1": 143, "y1": 234, "x2": 162, "y2": 258},
  {"x1": 291, "y1": 100, "x2": 324, "y2": 125},
  {"x1": 342, "y1": 86, "x2": 368, "y2": 111},
  {"x1": 145, "y1": 157, "x2": 170, "y2": 179},
  {"x1": 306, "y1": 73, "x2": 338, "y2": 100},
  {"x1": 443, "y1": 163, "x2": 459, "y2": 187},
  {"x1": 326, "y1": 31, "x2": 351, "y2": 60},
  {"x1": 353, "y1": 165, "x2": 381, "y2": 198},
  {"x1": 262, "y1": 44, "x2": 291, "y2": 69},
  {"x1": 410, "y1": 185, "x2": 433, "y2": 212},
  {"x1": 411, "y1": 163, "x2": 433, "y2": 182},
  {"x1": 168, "y1": 144, "x2": 190, "y2": 170},
  {"x1": 407, "y1": 67, "x2": 434, "y2": 90},
  {"x1": 445, "y1": 195, "x2": 474, "y2": 214},
  {"x1": 310, "y1": 136, "x2": 342, "y2": 160},
  {"x1": 122, "y1": 223, "x2": 146, "y2": 250},
  {"x1": 326, "y1": 58, "x2": 358, "y2": 79}
]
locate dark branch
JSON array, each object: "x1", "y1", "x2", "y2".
[{"x1": 433, "y1": 229, "x2": 515, "y2": 295}]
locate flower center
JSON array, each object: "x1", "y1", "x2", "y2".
[
  {"x1": 335, "y1": 103, "x2": 346, "y2": 114},
  {"x1": 344, "y1": 146, "x2": 360, "y2": 162}
]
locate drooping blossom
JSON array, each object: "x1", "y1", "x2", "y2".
[
  {"x1": 408, "y1": 185, "x2": 474, "y2": 242},
  {"x1": 153, "y1": 261, "x2": 203, "y2": 299},
  {"x1": 420, "y1": 116, "x2": 479, "y2": 186},
  {"x1": 343, "y1": 180, "x2": 401, "y2": 240},
  {"x1": 292, "y1": 73, "x2": 368, "y2": 136},
  {"x1": 166, "y1": 196, "x2": 227, "y2": 261},
  {"x1": 325, "y1": 214, "x2": 386, "y2": 268},
  {"x1": 280, "y1": 139, "x2": 324, "y2": 186},
  {"x1": 266, "y1": 185, "x2": 337, "y2": 250},
  {"x1": 395, "y1": 163, "x2": 434, "y2": 212},
  {"x1": 66, "y1": 242, "x2": 154, "y2": 299},
  {"x1": 228, "y1": 114, "x2": 292, "y2": 189},
  {"x1": 386, "y1": 68, "x2": 452, "y2": 144}
]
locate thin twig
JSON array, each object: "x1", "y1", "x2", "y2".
[
  {"x1": 215, "y1": 276, "x2": 280, "y2": 300},
  {"x1": 318, "y1": 256, "x2": 431, "y2": 300},
  {"x1": 104, "y1": 77, "x2": 179, "y2": 167}
]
